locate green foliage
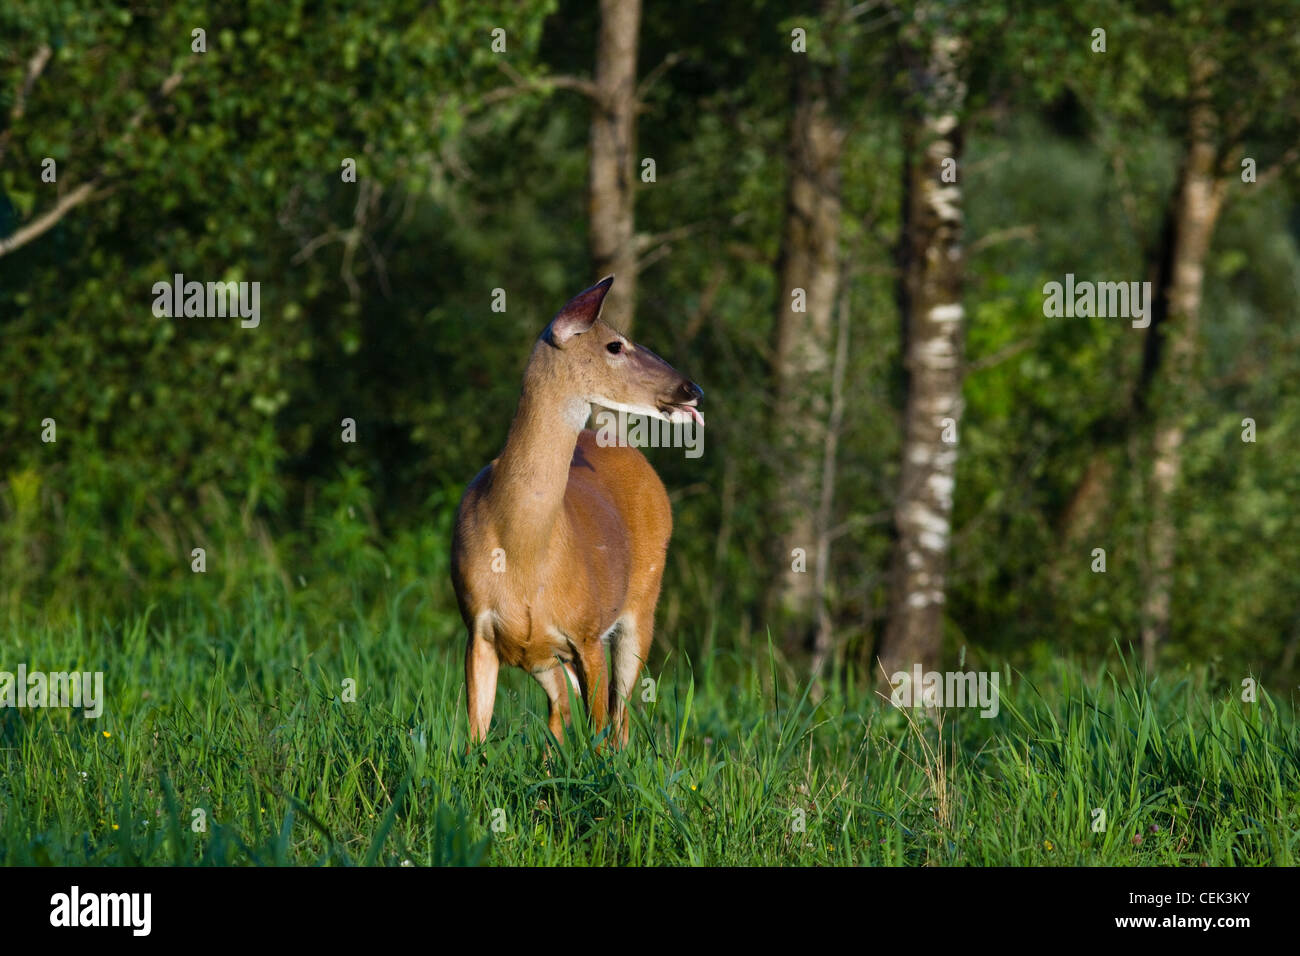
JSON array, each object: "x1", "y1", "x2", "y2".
[
  {"x1": 0, "y1": 0, "x2": 557, "y2": 624},
  {"x1": 1, "y1": 604, "x2": 1295, "y2": 865},
  {"x1": 1, "y1": 0, "x2": 1299, "y2": 717}
]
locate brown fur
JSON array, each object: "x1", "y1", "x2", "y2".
[{"x1": 451, "y1": 277, "x2": 702, "y2": 746}]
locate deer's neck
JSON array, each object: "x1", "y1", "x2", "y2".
[{"x1": 490, "y1": 364, "x2": 589, "y2": 566}]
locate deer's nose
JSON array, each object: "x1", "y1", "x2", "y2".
[{"x1": 680, "y1": 380, "x2": 704, "y2": 403}]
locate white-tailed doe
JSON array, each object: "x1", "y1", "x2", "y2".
[{"x1": 451, "y1": 276, "x2": 704, "y2": 746}]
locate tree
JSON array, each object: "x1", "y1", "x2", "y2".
[
  {"x1": 768, "y1": 4, "x2": 845, "y2": 652},
  {"x1": 0, "y1": 0, "x2": 554, "y2": 613},
  {"x1": 588, "y1": 0, "x2": 642, "y2": 330},
  {"x1": 1053, "y1": 0, "x2": 1300, "y2": 666},
  {"x1": 877, "y1": 4, "x2": 968, "y2": 681}
]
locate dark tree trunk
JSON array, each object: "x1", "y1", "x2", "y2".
[
  {"x1": 768, "y1": 64, "x2": 843, "y2": 652},
  {"x1": 1139, "y1": 57, "x2": 1227, "y2": 669},
  {"x1": 588, "y1": 0, "x2": 641, "y2": 331}
]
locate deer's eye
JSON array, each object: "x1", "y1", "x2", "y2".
[{"x1": 606, "y1": 341, "x2": 623, "y2": 355}]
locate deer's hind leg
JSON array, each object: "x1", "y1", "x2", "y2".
[
  {"x1": 572, "y1": 637, "x2": 609, "y2": 736},
  {"x1": 531, "y1": 662, "x2": 580, "y2": 742},
  {"x1": 608, "y1": 612, "x2": 655, "y2": 748},
  {"x1": 608, "y1": 548, "x2": 666, "y2": 748}
]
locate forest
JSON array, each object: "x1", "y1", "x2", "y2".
[{"x1": 1, "y1": 0, "x2": 1297, "y2": 869}]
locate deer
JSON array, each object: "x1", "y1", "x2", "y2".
[{"x1": 451, "y1": 276, "x2": 704, "y2": 748}]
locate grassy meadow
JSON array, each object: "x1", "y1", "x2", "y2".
[{"x1": 2, "y1": 591, "x2": 1296, "y2": 866}]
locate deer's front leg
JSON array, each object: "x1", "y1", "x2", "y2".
[{"x1": 466, "y1": 614, "x2": 499, "y2": 745}]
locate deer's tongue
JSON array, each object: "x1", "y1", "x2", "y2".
[{"x1": 686, "y1": 405, "x2": 704, "y2": 426}]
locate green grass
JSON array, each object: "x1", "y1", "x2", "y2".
[{"x1": 2, "y1": 592, "x2": 1297, "y2": 866}]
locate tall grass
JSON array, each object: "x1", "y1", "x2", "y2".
[{"x1": 2, "y1": 592, "x2": 1296, "y2": 865}]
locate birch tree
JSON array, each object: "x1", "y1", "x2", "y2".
[{"x1": 877, "y1": 8, "x2": 967, "y2": 680}]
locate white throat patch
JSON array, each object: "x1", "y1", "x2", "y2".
[{"x1": 563, "y1": 399, "x2": 593, "y2": 431}]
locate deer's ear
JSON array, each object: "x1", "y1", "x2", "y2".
[{"x1": 547, "y1": 276, "x2": 614, "y2": 346}]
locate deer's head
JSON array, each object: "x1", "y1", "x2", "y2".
[{"x1": 534, "y1": 276, "x2": 704, "y2": 428}]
